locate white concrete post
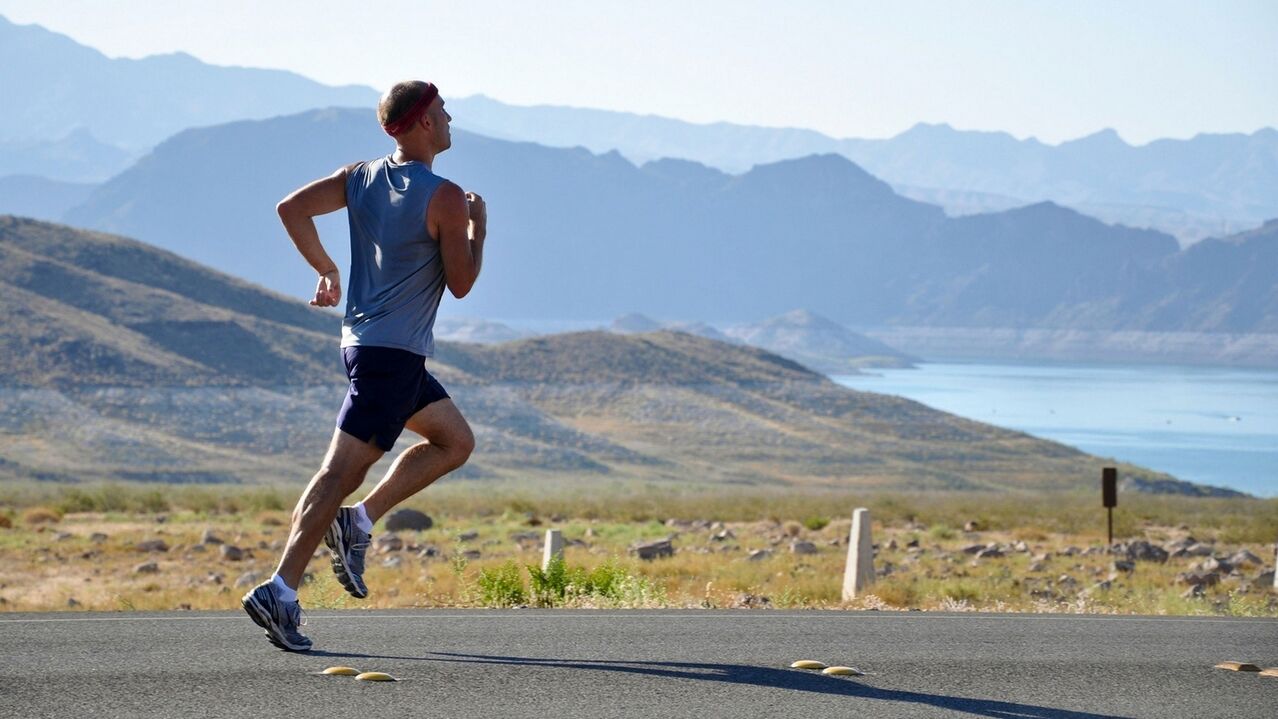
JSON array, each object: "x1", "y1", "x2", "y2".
[
  {"x1": 1273, "y1": 543, "x2": 1277, "y2": 592},
  {"x1": 842, "y1": 508, "x2": 875, "y2": 601},
  {"x1": 542, "y1": 529, "x2": 564, "y2": 571}
]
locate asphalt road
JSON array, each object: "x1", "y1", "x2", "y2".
[{"x1": 2, "y1": 610, "x2": 1275, "y2": 718}]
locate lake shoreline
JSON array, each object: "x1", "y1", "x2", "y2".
[{"x1": 833, "y1": 362, "x2": 1278, "y2": 498}]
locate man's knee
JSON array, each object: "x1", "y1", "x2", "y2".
[
  {"x1": 315, "y1": 464, "x2": 368, "y2": 497},
  {"x1": 444, "y1": 423, "x2": 475, "y2": 469},
  {"x1": 319, "y1": 431, "x2": 383, "y2": 490},
  {"x1": 317, "y1": 450, "x2": 379, "y2": 497}
]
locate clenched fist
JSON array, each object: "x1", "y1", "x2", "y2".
[{"x1": 465, "y1": 191, "x2": 486, "y2": 239}]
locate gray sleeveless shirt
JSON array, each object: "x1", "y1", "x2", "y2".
[{"x1": 341, "y1": 156, "x2": 448, "y2": 357}]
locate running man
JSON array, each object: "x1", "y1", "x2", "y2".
[{"x1": 242, "y1": 80, "x2": 486, "y2": 651}]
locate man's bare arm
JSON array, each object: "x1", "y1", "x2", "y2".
[
  {"x1": 277, "y1": 165, "x2": 352, "y2": 307},
  {"x1": 432, "y1": 182, "x2": 487, "y2": 299}
]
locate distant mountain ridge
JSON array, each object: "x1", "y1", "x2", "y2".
[
  {"x1": 58, "y1": 108, "x2": 1278, "y2": 351},
  {"x1": 4, "y1": 13, "x2": 1272, "y2": 240},
  {"x1": 5, "y1": 13, "x2": 1272, "y2": 240},
  {"x1": 0, "y1": 129, "x2": 137, "y2": 182},
  {"x1": 3, "y1": 216, "x2": 1226, "y2": 494},
  {"x1": 0, "y1": 175, "x2": 98, "y2": 223},
  {"x1": 725, "y1": 311, "x2": 918, "y2": 373},
  {"x1": 607, "y1": 311, "x2": 917, "y2": 373},
  {"x1": 448, "y1": 95, "x2": 1278, "y2": 242},
  {"x1": 0, "y1": 14, "x2": 376, "y2": 155}
]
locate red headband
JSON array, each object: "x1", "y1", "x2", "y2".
[{"x1": 381, "y1": 83, "x2": 439, "y2": 136}]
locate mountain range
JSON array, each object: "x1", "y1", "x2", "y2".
[
  {"x1": 3, "y1": 14, "x2": 1274, "y2": 243},
  {"x1": 0, "y1": 15, "x2": 375, "y2": 159},
  {"x1": 447, "y1": 95, "x2": 1278, "y2": 242},
  {"x1": 604, "y1": 311, "x2": 916, "y2": 373},
  {"x1": 55, "y1": 108, "x2": 1278, "y2": 352},
  {"x1": 5, "y1": 216, "x2": 1224, "y2": 494}
]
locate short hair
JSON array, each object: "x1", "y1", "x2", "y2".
[{"x1": 378, "y1": 80, "x2": 433, "y2": 127}]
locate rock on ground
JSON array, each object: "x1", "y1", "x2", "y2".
[
  {"x1": 1228, "y1": 550, "x2": 1262, "y2": 568},
  {"x1": 1125, "y1": 540, "x2": 1169, "y2": 563},
  {"x1": 1177, "y1": 571, "x2": 1220, "y2": 587},
  {"x1": 631, "y1": 538, "x2": 675, "y2": 561},
  {"x1": 790, "y1": 541, "x2": 818, "y2": 555},
  {"x1": 385, "y1": 509, "x2": 433, "y2": 532},
  {"x1": 375, "y1": 534, "x2": 404, "y2": 553},
  {"x1": 135, "y1": 539, "x2": 169, "y2": 553}
]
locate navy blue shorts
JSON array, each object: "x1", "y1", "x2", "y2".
[{"x1": 336, "y1": 346, "x2": 450, "y2": 452}]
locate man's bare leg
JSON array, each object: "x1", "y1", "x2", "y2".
[
  {"x1": 359, "y1": 399, "x2": 474, "y2": 523},
  {"x1": 275, "y1": 429, "x2": 383, "y2": 588}
]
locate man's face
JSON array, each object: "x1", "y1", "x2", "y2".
[{"x1": 425, "y1": 97, "x2": 452, "y2": 152}]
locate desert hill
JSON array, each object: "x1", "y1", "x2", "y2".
[
  {"x1": 0, "y1": 216, "x2": 339, "y2": 387},
  {"x1": 0, "y1": 217, "x2": 1231, "y2": 495}
]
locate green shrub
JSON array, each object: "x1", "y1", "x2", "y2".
[
  {"x1": 137, "y1": 490, "x2": 170, "y2": 514},
  {"x1": 583, "y1": 560, "x2": 628, "y2": 599},
  {"x1": 929, "y1": 523, "x2": 957, "y2": 540},
  {"x1": 940, "y1": 580, "x2": 981, "y2": 602},
  {"x1": 802, "y1": 516, "x2": 829, "y2": 531},
  {"x1": 476, "y1": 561, "x2": 526, "y2": 607},
  {"x1": 523, "y1": 557, "x2": 650, "y2": 607},
  {"x1": 526, "y1": 555, "x2": 572, "y2": 607},
  {"x1": 54, "y1": 486, "x2": 129, "y2": 514}
]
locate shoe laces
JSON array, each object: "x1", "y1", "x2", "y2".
[{"x1": 286, "y1": 600, "x2": 308, "y2": 629}]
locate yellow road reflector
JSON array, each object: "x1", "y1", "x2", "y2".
[
  {"x1": 790, "y1": 660, "x2": 827, "y2": 670},
  {"x1": 1215, "y1": 662, "x2": 1260, "y2": 672},
  {"x1": 822, "y1": 666, "x2": 864, "y2": 677},
  {"x1": 355, "y1": 671, "x2": 397, "y2": 682},
  {"x1": 321, "y1": 667, "x2": 360, "y2": 676},
  {"x1": 1259, "y1": 668, "x2": 1278, "y2": 678}
]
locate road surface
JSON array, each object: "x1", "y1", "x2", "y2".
[{"x1": 2, "y1": 610, "x2": 1275, "y2": 718}]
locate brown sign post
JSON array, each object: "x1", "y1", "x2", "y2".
[{"x1": 1102, "y1": 467, "x2": 1117, "y2": 546}]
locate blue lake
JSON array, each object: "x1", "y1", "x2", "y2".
[{"x1": 832, "y1": 363, "x2": 1278, "y2": 497}]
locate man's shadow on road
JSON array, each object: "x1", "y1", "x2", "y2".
[{"x1": 308, "y1": 649, "x2": 1128, "y2": 719}]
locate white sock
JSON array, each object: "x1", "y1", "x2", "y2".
[
  {"x1": 270, "y1": 573, "x2": 298, "y2": 603},
  {"x1": 352, "y1": 502, "x2": 374, "y2": 534}
]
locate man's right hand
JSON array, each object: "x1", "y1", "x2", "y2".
[{"x1": 311, "y1": 269, "x2": 342, "y2": 307}]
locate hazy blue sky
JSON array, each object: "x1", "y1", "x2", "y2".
[{"x1": 1, "y1": 0, "x2": 1274, "y2": 144}]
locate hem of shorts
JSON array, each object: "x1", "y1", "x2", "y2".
[
  {"x1": 335, "y1": 421, "x2": 399, "y2": 452},
  {"x1": 339, "y1": 338, "x2": 433, "y2": 358}
]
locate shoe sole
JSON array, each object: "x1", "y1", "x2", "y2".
[
  {"x1": 241, "y1": 592, "x2": 312, "y2": 652},
  {"x1": 325, "y1": 519, "x2": 369, "y2": 599}
]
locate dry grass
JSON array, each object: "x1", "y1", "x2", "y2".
[
  {"x1": 21, "y1": 507, "x2": 62, "y2": 525},
  {"x1": 0, "y1": 482, "x2": 1274, "y2": 616},
  {"x1": 2, "y1": 481, "x2": 1274, "y2": 541}
]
